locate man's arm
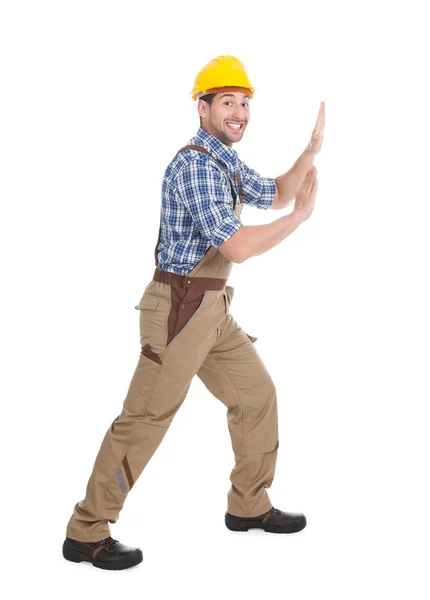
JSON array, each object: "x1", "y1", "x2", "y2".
[
  {"x1": 220, "y1": 167, "x2": 318, "y2": 263},
  {"x1": 219, "y1": 211, "x2": 305, "y2": 262},
  {"x1": 176, "y1": 158, "x2": 244, "y2": 247},
  {"x1": 272, "y1": 147, "x2": 314, "y2": 210},
  {"x1": 238, "y1": 161, "x2": 277, "y2": 210}
]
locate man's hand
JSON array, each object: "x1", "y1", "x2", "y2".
[
  {"x1": 307, "y1": 101, "x2": 325, "y2": 156},
  {"x1": 220, "y1": 166, "x2": 318, "y2": 262},
  {"x1": 273, "y1": 101, "x2": 325, "y2": 209},
  {"x1": 293, "y1": 166, "x2": 318, "y2": 221}
]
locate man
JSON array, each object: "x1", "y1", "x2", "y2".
[{"x1": 63, "y1": 55, "x2": 324, "y2": 570}]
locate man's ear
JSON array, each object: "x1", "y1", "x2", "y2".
[{"x1": 197, "y1": 99, "x2": 208, "y2": 120}]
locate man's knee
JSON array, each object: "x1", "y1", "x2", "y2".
[{"x1": 238, "y1": 378, "x2": 278, "y2": 454}]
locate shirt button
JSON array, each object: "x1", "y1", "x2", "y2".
[
  {"x1": 187, "y1": 280, "x2": 191, "y2": 284},
  {"x1": 181, "y1": 305, "x2": 185, "y2": 308}
]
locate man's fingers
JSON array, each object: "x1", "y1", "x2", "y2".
[
  {"x1": 304, "y1": 170, "x2": 315, "y2": 189},
  {"x1": 304, "y1": 171, "x2": 313, "y2": 185},
  {"x1": 303, "y1": 166, "x2": 317, "y2": 187},
  {"x1": 314, "y1": 101, "x2": 325, "y2": 134},
  {"x1": 318, "y1": 101, "x2": 325, "y2": 126}
]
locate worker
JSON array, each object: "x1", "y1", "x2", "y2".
[{"x1": 63, "y1": 55, "x2": 324, "y2": 570}]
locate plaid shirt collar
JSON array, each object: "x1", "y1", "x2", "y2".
[{"x1": 192, "y1": 126, "x2": 239, "y2": 171}]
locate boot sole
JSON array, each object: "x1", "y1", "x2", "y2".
[
  {"x1": 63, "y1": 542, "x2": 143, "y2": 570},
  {"x1": 225, "y1": 513, "x2": 307, "y2": 534}
]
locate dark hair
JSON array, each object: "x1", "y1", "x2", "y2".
[
  {"x1": 199, "y1": 94, "x2": 215, "y2": 125},
  {"x1": 200, "y1": 93, "x2": 215, "y2": 105}
]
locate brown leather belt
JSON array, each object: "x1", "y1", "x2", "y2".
[{"x1": 153, "y1": 267, "x2": 227, "y2": 293}]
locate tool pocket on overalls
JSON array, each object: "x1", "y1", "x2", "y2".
[
  {"x1": 134, "y1": 294, "x2": 169, "y2": 361},
  {"x1": 122, "y1": 350, "x2": 163, "y2": 415},
  {"x1": 223, "y1": 285, "x2": 234, "y2": 315},
  {"x1": 245, "y1": 332, "x2": 258, "y2": 343}
]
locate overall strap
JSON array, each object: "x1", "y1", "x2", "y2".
[
  {"x1": 154, "y1": 145, "x2": 244, "y2": 268},
  {"x1": 176, "y1": 144, "x2": 241, "y2": 205}
]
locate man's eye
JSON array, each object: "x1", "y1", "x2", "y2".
[{"x1": 224, "y1": 102, "x2": 249, "y2": 107}]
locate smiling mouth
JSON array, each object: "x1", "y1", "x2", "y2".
[{"x1": 226, "y1": 122, "x2": 244, "y2": 131}]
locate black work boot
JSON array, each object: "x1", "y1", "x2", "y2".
[
  {"x1": 225, "y1": 507, "x2": 306, "y2": 534},
  {"x1": 62, "y1": 536, "x2": 143, "y2": 570}
]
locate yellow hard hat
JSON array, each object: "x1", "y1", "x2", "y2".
[{"x1": 190, "y1": 55, "x2": 254, "y2": 101}]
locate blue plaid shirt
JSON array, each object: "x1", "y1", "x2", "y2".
[{"x1": 157, "y1": 126, "x2": 276, "y2": 275}]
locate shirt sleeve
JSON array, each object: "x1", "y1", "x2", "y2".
[
  {"x1": 239, "y1": 160, "x2": 277, "y2": 209},
  {"x1": 175, "y1": 158, "x2": 243, "y2": 248}
]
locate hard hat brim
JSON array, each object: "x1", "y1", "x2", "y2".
[{"x1": 192, "y1": 86, "x2": 254, "y2": 101}]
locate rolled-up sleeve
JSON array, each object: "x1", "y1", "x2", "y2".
[
  {"x1": 240, "y1": 161, "x2": 276, "y2": 209},
  {"x1": 176, "y1": 159, "x2": 243, "y2": 248}
]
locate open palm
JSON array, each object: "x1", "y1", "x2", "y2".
[{"x1": 308, "y1": 102, "x2": 325, "y2": 155}]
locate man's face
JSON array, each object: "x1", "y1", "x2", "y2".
[{"x1": 198, "y1": 92, "x2": 251, "y2": 147}]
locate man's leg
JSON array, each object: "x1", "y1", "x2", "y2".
[
  {"x1": 197, "y1": 312, "x2": 279, "y2": 518},
  {"x1": 66, "y1": 372, "x2": 193, "y2": 542},
  {"x1": 66, "y1": 289, "x2": 223, "y2": 543}
]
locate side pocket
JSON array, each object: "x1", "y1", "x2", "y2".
[
  {"x1": 134, "y1": 293, "x2": 169, "y2": 356},
  {"x1": 225, "y1": 285, "x2": 234, "y2": 308},
  {"x1": 141, "y1": 343, "x2": 163, "y2": 365},
  {"x1": 223, "y1": 285, "x2": 234, "y2": 315},
  {"x1": 134, "y1": 294, "x2": 160, "y2": 311},
  {"x1": 123, "y1": 353, "x2": 163, "y2": 415}
]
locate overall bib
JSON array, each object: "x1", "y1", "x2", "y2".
[{"x1": 66, "y1": 146, "x2": 279, "y2": 542}]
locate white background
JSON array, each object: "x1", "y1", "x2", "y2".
[{"x1": 1, "y1": 0, "x2": 429, "y2": 597}]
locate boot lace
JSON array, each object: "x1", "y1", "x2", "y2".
[{"x1": 99, "y1": 536, "x2": 118, "y2": 549}]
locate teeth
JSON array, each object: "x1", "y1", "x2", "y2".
[{"x1": 227, "y1": 123, "x2": 241, "y2": 129}]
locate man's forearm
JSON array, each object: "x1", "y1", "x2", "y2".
[
  {"x1": 234, "y1": 211, "x2": 305, "y2": 262},
  {"x1": 274, "y1": 148, "x2": 314, "y2": 209}
]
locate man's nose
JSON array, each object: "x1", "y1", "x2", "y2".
[{"x1": 231, "y1": 105, "x2": 246, "y2": 120}]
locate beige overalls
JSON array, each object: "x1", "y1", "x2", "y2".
[{"x1": 66, "y1": 145, "x2": 279, "y2": 542}]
